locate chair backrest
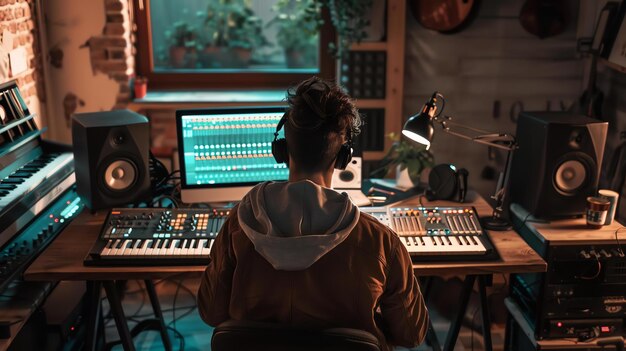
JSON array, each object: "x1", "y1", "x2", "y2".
[{"x1": 211, "y1": 320, "x2": 382, "y2": 351}]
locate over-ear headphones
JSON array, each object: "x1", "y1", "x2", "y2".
[
  {"x1": 334, "y1": 128, "x2": 353, "y2": 170},
  {"x1": 426, "y1": 163, "x2": 469, "y2": 202},
  {"x1": 271, "y1": 114, "x2": 289, "y2": 164},
  {"x1": 271, "y1": 113, "x2": 354, "y2": 170}
]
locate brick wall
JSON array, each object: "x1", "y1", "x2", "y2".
[
  {"x1": 0, "y1": 0, "x2": 43, "y2": 115},
  {"x1": 86, "y1": 0, "x2": 134, "y2": 109}
]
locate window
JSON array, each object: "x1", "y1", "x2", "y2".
[{"x1": 134, "y1": 0, "x2": 336, "y2": 89}]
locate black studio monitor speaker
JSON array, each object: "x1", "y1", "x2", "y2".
[
  {"x1": 509, "y1": 112, "x2": 608, "y2": 218},
  {"x1": 72, "y1": 110, "x2": 151, "y2": 210}
]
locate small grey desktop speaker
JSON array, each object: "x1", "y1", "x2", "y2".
[{"x1": 332, "y1": 157, "x2": 362, "y2": 189}]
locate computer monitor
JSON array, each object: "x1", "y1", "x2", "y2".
[{"x1": 176, "y1": 106, "x2": 289, "y2": 203}]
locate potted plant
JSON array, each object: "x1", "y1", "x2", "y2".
[
  {"x1": 226, "y1": 11, "x2": 269, "y2": 68},
  {"x1": 370, "y1": 133, "x2": 435, "y2": 188},
  {"x1": 200, "y1": 0, "x2": 268, "y2": 68},
  {"x1": 268, "y1": 0, "x2": 322, "y2": 68},
  {"x1": 198, "y1": 7, "x2": 222, "y2": 68},
  {"x1": 165, "y1": 21, "x2": 198, "y2": 68},
  {"x1": 272, "y1": 0, "x2": 373, "y2": 60},
  {"x1": 325, "y1": 0, "x2": 373, "y2": 59}
]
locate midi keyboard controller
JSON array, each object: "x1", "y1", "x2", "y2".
[
  {"x1": 86, "y1": 205, "x2": 499, "y2": 266},
  {"x1": 361, "y1": 206, "x2": 499, "y2": 261},
  {"x1": 84, "y1": 208, "x2": 230, "y2": 266}
]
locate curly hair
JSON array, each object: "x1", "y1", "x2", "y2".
[{"x1": 284, "y1": 76, "x2": 361, "y2": 173}]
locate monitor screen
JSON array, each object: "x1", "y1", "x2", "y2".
[{"x1": 176, "y1": 106, "x2": 289, "y2": 203}]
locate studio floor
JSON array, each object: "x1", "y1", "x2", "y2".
[{"x1": 102, "y1": 274, "x2": 507, "y2": 351}]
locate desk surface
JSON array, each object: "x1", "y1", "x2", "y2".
[{"x1": 24, "y1": 191, "x2": 546, "y2": 281}]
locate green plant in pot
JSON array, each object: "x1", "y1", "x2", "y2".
[
  {"x1": 200, "y1": 0, "x2": 268, "y2": 68},
  {"x1": 278, "y1": 0, "x2": 372, "y2": 60},
  {"x1": 226, "y1": 11, "x2": 269, "y2": 67},
  {"x1": 166, "y1": 21, "x2": 198, "y2": 68},
  {"x1": 197, "y1": 7, "x2": 222, "y2": 68},
  {"x1": 370, "y1": 133, "x2": 435, "y2": 189},
  {"x1": 325, "y1": 0, "x2": 373, "y2": 59},
  {"x1": 268, "y1": 0, "x2": 322, "y2": 68}
]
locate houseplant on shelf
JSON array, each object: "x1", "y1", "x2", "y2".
[
  {"x1": 268, "y1": 0, "x2": 322, "y2": 68},
  {"x1": 325, "y1": 0, "x2": 373, "y2": 59},
  {"x1": 281, "y1": 0, "x2": 373, "y2": 60},
  {"x1": 370, "y1": 133, "x2": 435, "y2": 189}
]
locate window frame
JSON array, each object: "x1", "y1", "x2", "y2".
[{"x1": 133, "y1": 0, "x2": 337, "y2": 90}]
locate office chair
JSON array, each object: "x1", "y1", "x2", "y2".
[{"x1": 211, "y1": 319, "x2": 383, "y2": 351}]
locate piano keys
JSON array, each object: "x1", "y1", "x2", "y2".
[
  {"x1": 98, "y1": 237, "x2": 214, "y2": 258},
  {"x1": 361, "y1": 206, "x2": 499, "y2": 261},
  {"x1": 0, "y1": 79, "x2": 82, "y2": 291},
  {"x1": 87, "y1": 205, "x2": 499, "y2": 266},
  {"x1": 399, "y1": 235, "x2": 487, "y2": 255},
  {"x1": 85, "y1": 208, "x2": 231, "y2": 266}
]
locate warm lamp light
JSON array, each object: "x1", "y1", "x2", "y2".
[
  {"x1": 403, "y1": 91, "x2": 518, "y2": 231},
  {"x1": 402, "y1": 115, "x2": 433, "y2": 149}
]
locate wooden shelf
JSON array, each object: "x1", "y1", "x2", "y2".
[
  {"x1": 599, "y1": 57, "x2": 626, "y2": 74},
  {"x1": 351, "y1": 0, "x2": 405, "y2": 161},
  {"x1": 363, "y1": 151, "x2": 386, "y2": 160},
  {"x1": 350, "y1": 41, "x2": 387, "y2": 51},
  {"x1": 354, "y1": 99, "x2": 386, "y2": 109},
  {"x1": 128, "y1": 100, "x2": 279, "y2": 111}
]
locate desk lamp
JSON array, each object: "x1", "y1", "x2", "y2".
[{"x1": 402, "y1": 92, "x2": 518, "y2": 231}]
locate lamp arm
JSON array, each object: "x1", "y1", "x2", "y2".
[
  {"x1": 436, "y1": 116, "x2": 518, "y2": 224},
  {"x1": 439, "y1": 120, "x2": 517, "y2": 151},
  {"x1": 439, "y1": 117, "x2": 495, "y2": 135}
]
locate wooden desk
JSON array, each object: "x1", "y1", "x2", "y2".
[
  {"x1": 25, "y1": 210, "x2": 182, "y2": 351},
  {"x1": 25, "y1": 211, "x2": 204, "y2": 282},
  {"x1": 25, "y1": 193, "x2": 546, "y2": 280},
  {"x1": 24, "y1": 191, "x2": 546, "y2": 351},
  {"x1": 400, "y1": 194, "x2": 546, "y2": 276},
  {"x1": 389, "y1": 193, "x2": 546, "y2": 351}
]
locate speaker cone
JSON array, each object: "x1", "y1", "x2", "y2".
[
  {"x1": 338, "y1": 170, "x2": 355, "y2": 182},
  {"x1": 554, "y1": 159, "x2": 586, "y2": 194},
  {"x1": 103, "y1": 159, "x2": 137, "y2": 191}
]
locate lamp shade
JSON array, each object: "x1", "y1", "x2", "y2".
[{"x1": 402, "y1": 112, "x2": 434, "y2": 148}]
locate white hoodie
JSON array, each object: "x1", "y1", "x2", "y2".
[{"x1": 237, "y1": 180, "x2": 360, "y2": 271}]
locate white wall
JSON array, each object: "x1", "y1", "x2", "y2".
[
  {"x1": 42, "y1": 0, "x2": 119, "y2": 143},
  {"x1": 403, "y1": 0, "x2": 584, "y2": 199}
]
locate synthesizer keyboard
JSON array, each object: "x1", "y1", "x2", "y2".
[
  {"x1": 0, "y1": 80, "x2": 85, "y2": 343},
  {"x1": 361, "y1": 206, "x2": 499, "y2": 261},
  {"x1": 86, "y1": 205, "x2": 499, "y2": 266},
  {"x1": 0, "y1": 152, "x2": 73, "y2": 211},
  {"x1": 85, "y1": 208, "x2": 231, "y2": 266}
]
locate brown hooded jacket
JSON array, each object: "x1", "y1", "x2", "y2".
[{"x1": 197, "y1": 180, "x2": 429, "y2": 350}]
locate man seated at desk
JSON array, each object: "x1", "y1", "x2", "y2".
[{"x1": 197, "y1": 76, "x2": 429, "y2": 350}]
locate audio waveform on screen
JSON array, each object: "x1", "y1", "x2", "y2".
[{"x1": 181, "y1": 113, "x2": 289, "y2": 185}]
